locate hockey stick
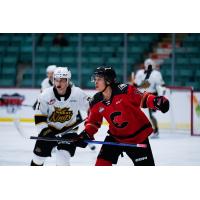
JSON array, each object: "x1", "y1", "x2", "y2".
[
  {"x1": 29, "y1": 136, "x2": 147, "y2": 148},
  {"x1": 56, "y1": 118, "x2": 86, "y2": 137},
  {"x1": 84, "y1": 140, "x2": 147, "y2": 148},
  {"x1": 14, "y1": 116, "x2": 146, "y2": 148},
  {"x1": 13, "y1": 117, "x2": 86, "y2": 139},
  {"x1": 137, "y1": 65, "x2": 152, "y2": 88},
  {"x1": 21, "y1": 104, "x2": 34, "y2": 107},
  {"x1": 13, "y1": 118, "x2": 28, "y2": 139},
  {"x1": 144, "y1": 65, "x2": 152, "y2": 80}
]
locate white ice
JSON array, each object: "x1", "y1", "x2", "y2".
[{"x1": 0, "y1": 122, "x2": 200, "y2": 166}]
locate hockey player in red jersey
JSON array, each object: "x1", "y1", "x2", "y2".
[{"x1": 74, "y1": 67, "x2": 169, "y2": 166}]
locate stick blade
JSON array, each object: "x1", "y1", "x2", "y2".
[{"x1": 13, "y1": 118, "x2": 29, "y2": 139}]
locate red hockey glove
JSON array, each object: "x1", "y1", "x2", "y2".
[
  {"x1": 73, "y1": 130, "x2": 94, "y2": 148},
  {"x1": 153, "y1": 96, "x2": 169, "y2": 113}
]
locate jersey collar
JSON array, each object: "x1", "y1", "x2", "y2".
[{"x1": 53, "y1": 86, "x2": 71, "y2": 101}]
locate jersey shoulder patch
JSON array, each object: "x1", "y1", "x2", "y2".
[
  {"x1": 112, "y1": 84, "x2": 128, "y2": 95},
  {"x1": 118, "y1": 83, "x2": 128, "y2": 91}
]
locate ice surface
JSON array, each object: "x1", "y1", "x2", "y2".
[{"x1": 0, "y1": 122, "x2": 200, "y2": 166}]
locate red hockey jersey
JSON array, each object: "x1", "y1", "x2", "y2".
[{"x1": 85, "y1": 84, "x2": 157, "y2": 144}]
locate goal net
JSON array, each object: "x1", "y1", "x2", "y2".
[{"x1": 143, "y1": 86, "x2": 200, "y2": 136}]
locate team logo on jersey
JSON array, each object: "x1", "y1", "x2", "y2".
[
  {"x1": 49, "y1": 107, "x2": 73, "y2": 123},
  {"x1": 116, "y1": 99, "x2": 122, "y2": 105},
  {"x1": 110, "y1": 112, "x2": 128, "y2": 128},
  {"x1": 118, "y1": 84, "x2": 127, "y2": 90},
  {"x1": 48, "y1": 99, "x2": 56, "y2": 105}
]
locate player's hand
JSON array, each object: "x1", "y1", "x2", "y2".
[
  {"x1": 153, "y1": 96, "x2": 169, "y2": 113},
  {"x1": 140, "y1": 80, "x2": 150, "y2": 89},
  {"x1": 73, "y1": 130, "x2": 94, "y2": 148},
  {"x1": 39, "y1": 127, "x2": 55, "y2": 137}
]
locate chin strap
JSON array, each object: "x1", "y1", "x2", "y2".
[{"x1": 101, "y1": 84, "x2": 109, "y2": 93}]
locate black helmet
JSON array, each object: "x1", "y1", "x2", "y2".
[{"x1": 92, "y1": 66, "x2": 117, "y2": 85}]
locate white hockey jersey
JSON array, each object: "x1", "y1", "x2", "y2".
[
  {"x1": 35, "y1": 85, "x2": 90, "y2": 134},
  {"x1": 41, "y1": 78, "x2": 53, "y2": 91},
  {"x1": 134, "y1": 69, "x2": 165, "y2": 93}
]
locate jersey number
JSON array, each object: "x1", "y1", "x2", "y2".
[{"x1": 110, "y1": 112, "x2": 128, "y2": 128}]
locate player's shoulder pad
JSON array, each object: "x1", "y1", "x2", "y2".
[
  {"x1": 41, "y1": 77, "x2": 48, "y2": 85},
  {"x1": 153, "y1": 69, "x2": 161, "y2": 75},
  {"x1": 72, "y1": 85, "x2": 84, "y2": 93},
  {"x1": 113, "y1": 83, "x2": 129, "y2": 95},
  {"x1": 137, "y1": 69, "x2": 145, "y2": 75},
  {"x1": 90, "y1": 92, "x2": 103, "y2": 107},
  {"x1": 71, "y1": 86, "x2": 88, "y2": 97}
]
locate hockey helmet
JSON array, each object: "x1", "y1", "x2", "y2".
[
  {"x1": 46, "y1": 65, "x2": 57, "y2": 73},
  {"x1": 144, "y1": 58, "x2": 156, "y2": 70},
  {"x1": 92, "y1": 66, "x2": 116, "y2": 84},
  {"x1": 53, "y1": 67, "x2": 71, "y2": 79}
]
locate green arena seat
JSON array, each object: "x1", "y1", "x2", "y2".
[
  {"x1": 6, "y1": 46, "x2": 20, "y2": 56},
  {"x1": 35, "y1": 56, "x2": 47, "y2": 65},
  {"x1": 61, "y1": 57, "x2": 76, "y2": 65},
  {"x1": 0, "y1": 77, "x2": 15, "y2": 87},
  {"x1": 88, "y1": 57, "x2": 104, "y2": 64},
  {"x1": 48, "y1": 47, "x2": 61, "y2": 56},
  {"x1": 190, "y1": 58, "x2": 200, "y2": 65},
  {"x1": 2, "y1": 65, "x2": 16, "y2": 74},
  {"x1": 3, "y1": 56, "x2": 17, "y2": 65},
  {"x1": 47, "y1": 57, "x2": 61, "y2": 65}
]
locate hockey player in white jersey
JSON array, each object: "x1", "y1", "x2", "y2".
[
  {"x1": 134, "y1": 58, "x2": 166, "y2": 138},
  {"x1": 32, "y1": 65, "x2": 57, "y2": 110},
  {"x1": 41, "y1": 65, "x2": 57, "y2": 92},
  {"x1": 30, "y1": 67, "x2": 91, "y2": 166},
  {"x1": 33, "y1": 64, "x2": 96, "y2": 151}
]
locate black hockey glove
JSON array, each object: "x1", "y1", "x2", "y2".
[
  {"x1": 153, "y1": 96, "x2": 169, "y2": 113},
  {"x1": 73, "y1": 130, "x2": 93, "y2": 148},
  {"x1": 39, "y1": 127, "x2": 55, "y2": 137}
]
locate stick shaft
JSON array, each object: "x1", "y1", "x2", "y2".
[
  {"x1": 144, "y1": 65, "x2": 152, "y2": 80},
  {"x1": 84, "y1": 140, "x2": 147, "y2": 148},
  {"x1": 57, "y1": 118, "x2": 86, "y2": 137},
  {"x1": 30, "y1": 136, "x2": 147, "y2": 148}
]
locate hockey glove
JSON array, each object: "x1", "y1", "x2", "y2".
[
  {"x1": 39, "y1": 127, "x2": 55, "y2": 137},
  {"x1": 73, "y1": 130, "x2": 94, "y2": 148},
  {"x1": 140, "y1": 80, "x2": 150, "y2": 89},
  {"x1": 153, "y1": 96, "x2": 169, "y2": 113}
]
